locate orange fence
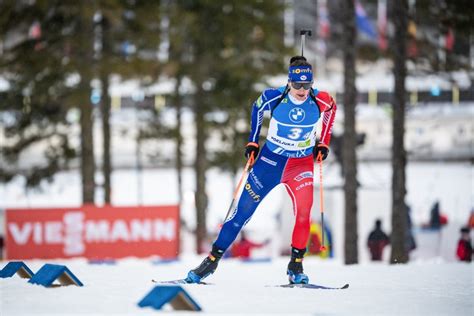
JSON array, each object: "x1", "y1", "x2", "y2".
[{"x1": 5, "y1": 205, "x2": 180, "y2": 260}]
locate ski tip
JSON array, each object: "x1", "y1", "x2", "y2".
[{"x1": 273, "y1": 283, "x2": 349, "y2": 290}]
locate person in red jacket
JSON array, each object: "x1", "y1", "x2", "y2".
[
  {"x1": 231, "y1": 231, "x2": 269, "y2": 259},
  {"x1": 456, "y1": 227, "x2": 472, "y2": 262}
]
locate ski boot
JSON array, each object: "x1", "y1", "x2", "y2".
[
  {"x1": 186, "y1": 245, "x2": 224, "y2": 283},
  {"x1": 287, "y1": 246, "x2": 309, "y2": 284}
]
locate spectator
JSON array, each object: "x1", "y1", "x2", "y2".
[
  {"x1": 429, "y1": 201, "x2": 441, "y2": 229},
  {"x1": 231, "y1": 231, "x2": 269, "y2": 259},
  {"x1": 426, "y1": 200, "x2": 448, "y2": 227},
  {"x1": 307, "y1": 221, "x2": 333, "y2": 258},
  {"x1": 456, "y1": 227, "x2": 472, "y2": 262},
  {"x1": 367, "y1": 219, "x2": 390, "y2": 261}
]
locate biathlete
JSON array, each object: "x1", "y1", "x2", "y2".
[{"x1": 186, "y1": 56, "x2": 337, "y2": 284}]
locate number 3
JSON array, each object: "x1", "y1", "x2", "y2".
[{"x1": 288, "y1": 128, "x2": 302, "y2": 140}]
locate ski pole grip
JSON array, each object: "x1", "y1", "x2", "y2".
[
  {"x1": 300, "y1": 29, "x2": 312, "y2": 57},
  {"x1": 316, "y1": 152, "x2": 323, "y2": 162},
  {"x1": 300, "y1": 29, "x2": 312, "y2": 36}
]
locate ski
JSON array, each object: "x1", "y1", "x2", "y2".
[
  {"x1": 272, "y1": 283, "x2": 349, "y2": 290},
  {"x1": 151, "y1": 279, "x2": 210, "y2": 285},
  {"x1": 152, "y1": 279, "x2": 348, "y2": 289}
]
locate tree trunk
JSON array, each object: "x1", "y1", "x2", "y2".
[
  {"x1": 80, "y1": 81, "x2": 95, "y2": 204},
  {"x1": 100, "y1": 74, "x2": 111, "y2": 204},
  {"x1": 100, "y1": 16, "x2": 112, "y2": 205},
  {"x1": 174, "y1": 75, "x2": 184, "y2": 207},
  {"x1": 79, "y1": 6, "x2": 95, "y2": 204},
  {"x1": 194, "y1": 88, "x2": 208, "y2": 254},
  {"x1": 341, "y1": 0, "x2": 358, "y2": 265},
  {"x1": 390, "y1": 0, "x2": 409, "y2": 264}
]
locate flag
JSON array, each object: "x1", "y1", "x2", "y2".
[
  {"x1": 355, "y1": 0, "x2": 377, "y2": 39},
  {"x1": 318, "y1": 0, "x2": 330, "y2": 40},
  {"x1": 408, "y1": 20, "x2": 417, "y2": 37},
  {"x1": 445, "y1": 27, "x2": 454, "y2": 51},
  {"x1": 407, "y1": 20, "x2": 418, "y2": 58},
  {"x1": 28, "y1": 21, "x2": 41, "y2": 39},
  {"x1": 377, "y1": 0, "x2": 387, "y2": 50}
]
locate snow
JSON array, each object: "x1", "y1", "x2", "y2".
[
  {"x1": 1, "y1": 257, "x2": 472, "y2": 315},
  {"x1": 1, "y1": 162, "x2": 473, "y2": 315}
]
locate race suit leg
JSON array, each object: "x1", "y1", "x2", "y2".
[
  {"x1": 213, "y1": 146, "x2": 287, "y2": 251},
  {"x1": 281, "y1": 154, "x2": 314, "y2": 249}
]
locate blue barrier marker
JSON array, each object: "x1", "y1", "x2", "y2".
[
  {"x1": 28, "y1": 264, "x2": 83, "y2": 287},
  {"x1": 138, "y1": 285, "x2": 201, "y2": 311},
  {"x1": 0, "y1": 261, "x2": 35, "y2": 279}
]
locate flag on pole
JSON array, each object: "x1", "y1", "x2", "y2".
[
  {"x1": 28, "y1": 21, "x2": 41, "y2": 40},
  {"x1": 355, "y1": 0, "x2": 377, "y2": 39},
  {"x1": 445, "y1": 27, "x2": 455, "y2": 51},
  {"x1": 377, "y1": 0, "x2": 387, "y2": 50},
  {"x1": 318, "y1": 0, "x2": 330, "y2": 40},
  {"x1": 407, "y1": 20, "x2": 418, "y2": 58}
]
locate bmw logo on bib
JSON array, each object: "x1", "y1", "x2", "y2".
[{"x1": 289, "y1": 107, "x2": 305, "y2": 123}]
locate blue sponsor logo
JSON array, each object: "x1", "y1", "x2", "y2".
[{"x1": 289, "y1": 108, "x2": 305, "y2": 123}]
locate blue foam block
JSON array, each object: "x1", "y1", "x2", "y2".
[
  {"x1": 0, "y1": 261, "x2": 35, "y2": 279},
  {"x1": 28, "y1": 264, "x2": 83, "y2": 287},
  {"x1": 138, "y1": 285, "x2": 201, "y2": 311}
]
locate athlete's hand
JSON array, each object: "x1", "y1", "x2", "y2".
[
  {"x1": 245, "y1": 142, "x2": 259, "y2": 160},
  {"x1": 313, "y1": 142, "x2": 329, "y2": 162}
]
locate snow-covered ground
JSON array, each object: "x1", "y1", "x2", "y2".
[
  {"x1": 1, "y1": 257, "x2": 472, "y2": 315},
  {"x1": 1, "y1": 159, "x2": 472, "y2": 315}
]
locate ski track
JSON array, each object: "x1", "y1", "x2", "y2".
[{"x1": 1, "y1": 257, "x2": 472, "y2": 315}]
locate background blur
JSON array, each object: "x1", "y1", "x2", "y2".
[{"x1": 0, "y1": 0, "x2": 472, "y2": 264}]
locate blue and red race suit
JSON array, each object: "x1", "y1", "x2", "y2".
[{"x1": 214, "y1": 86, "x2": 337, "y2": 251}]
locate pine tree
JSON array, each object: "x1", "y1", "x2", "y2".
[
  {"x1": 0, "y1": 2, "x2": 77, "y2": 187},
  {"x1": 341, "y1": 0, "x2": 359, "y2": 265},
  {"x1": 94, "y1": 1, "x2": 163, "y2": 203},
  {"x1": 0, "y1": 1, "x2": 163, "y2": 203},
  {"x1": 166, "y1": 0, "x2": 287, "y2": 253}
]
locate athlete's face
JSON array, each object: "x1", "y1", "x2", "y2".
[{"x1": 289, "y1": 81, "x2": 312, "y2": 101}]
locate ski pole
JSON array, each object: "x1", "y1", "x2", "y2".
[
  {"x1": 223, "y1": 152, "x2": 255, "y2": 222},
  {"x1": 300, "y1": 29, "x2": 312, "y2": 56},
  {"x1": 316, "y1": 152, "x2": 327, "y2": 251}
]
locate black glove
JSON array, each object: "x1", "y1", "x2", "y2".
[
  {"x1": 245, "y1": 142, "x2": 259, "y2": 160},
  {"x1": 313, "y1": 142, "x2": 329, "y2": 161}
]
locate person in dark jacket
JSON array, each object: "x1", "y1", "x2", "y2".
[
  {"x1": 367, "y1": 219, "x2": 390, "y2": 261},
  {"x1": 456, "y1": 227, "x2": 472, "y2": 262}
]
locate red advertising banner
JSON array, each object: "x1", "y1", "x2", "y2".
[{"x1": 5, "y1": 205, "x2": 180, "y2": 260}]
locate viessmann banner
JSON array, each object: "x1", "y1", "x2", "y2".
[{"x1": 5, "y1": 205, "x2": 180, "y2": 260}]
